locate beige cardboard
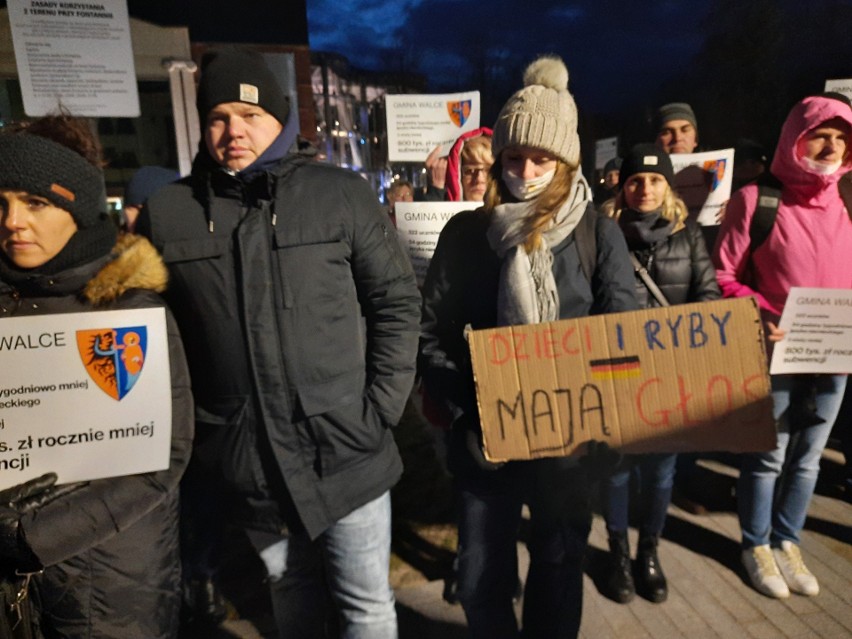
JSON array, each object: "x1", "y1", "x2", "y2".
[{"x1": 468, "y1": 297, "x2": 776, "y2": 461}]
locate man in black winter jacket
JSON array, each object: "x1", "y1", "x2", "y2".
[{"x1": 138, "y1": 48, "x2": 420, "y2": 638}]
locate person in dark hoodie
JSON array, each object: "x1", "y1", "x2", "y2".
[
  {"x1": 0, "y1": 114, "x2": 193, "y2": 638},
  {"x1": 138, "y1": 48, "x2": 420, "y2": 638}
]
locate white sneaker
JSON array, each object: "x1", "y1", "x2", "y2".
[
  {"x1": 773, "y1": 541, "x2": 820, "y2": 596},
  {"x1": 742, "y1": 545, "x2": 790, "y2": 598}
]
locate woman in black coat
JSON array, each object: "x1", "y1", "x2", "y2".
[
  {"x1": 0, "y1": 115, "x2": 192, "y2": 638},
  {"x1": 420, "y1": 56, "x2": 637, "y2": 639},
  {"x1": 600, "y1": 144, "x2": 720, "y2": 605}
]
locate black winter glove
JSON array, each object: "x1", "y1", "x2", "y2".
[
  {"x1": 459, "y1": 415, "x2": 505, "y2": 472},
  {"x1": 0, "y1": 472, "x2": 58, "y2": 571},
  {"x1": 580, "y1": 440, "x2": 624, "y2": 480}
]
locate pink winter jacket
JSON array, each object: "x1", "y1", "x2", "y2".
[{"x1": 713, "y1": 96, "x2": 852, "y2": 318}]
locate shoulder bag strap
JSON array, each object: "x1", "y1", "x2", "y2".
[{"x1": 629, "y1": 252, "x2": 670, "y2": 307}]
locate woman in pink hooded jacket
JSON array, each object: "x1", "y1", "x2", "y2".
[{"x1": 713, "y1": 94, "x2": 852, "y2": 600}]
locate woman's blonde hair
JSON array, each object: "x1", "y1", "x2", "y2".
[
  {"x1": 609, "y1": 181, "x2": 688, "y2": 233},
  {"x1": 484, "y1": 155, "x2": 578, "y2": 252},
  {"x1": 460, "y1": 134, "x2": 494, "y2": 168}
]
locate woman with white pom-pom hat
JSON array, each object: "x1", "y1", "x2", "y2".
[{"x1": 420, "y1": 55, "x2": 638, "y2": 637}]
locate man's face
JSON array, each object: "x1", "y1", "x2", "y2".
[
  {"x1": 205, "y1": 102, "x2": 283, "y2": 171},
  {"x1": 655, "y1": 119, "x2": 698, "y2": 154}
]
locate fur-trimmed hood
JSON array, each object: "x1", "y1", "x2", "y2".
[
  {"x1": 84, "y1": 233, "x2": 168, "y2": 304},
  {"x1": 0, "y1": 234, "x2": 168, "y2": 308}
]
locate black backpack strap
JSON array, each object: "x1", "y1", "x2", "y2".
[
  {"x1": 574, "y1": 203, "x2": 597, "y2": 283},
  {"x1": 839, "y1": 173, "x2": 852, "y2": 222},
  {"x1": 748, "y1": 173, "x2": 783, "y2": 254}
]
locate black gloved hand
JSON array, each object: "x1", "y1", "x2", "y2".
[
  {"x1": 464, "y1": 426, "x2": 506, "y2": 472},
  {"x1": 447, "y1": 413, "x2": 505, "y2": 474},
  {"x1": 0, "y1": 472, "x2": 58, "y2": 571},
  {"x1": 580, "y1": 440, "x2": 624, "y2": 480}
]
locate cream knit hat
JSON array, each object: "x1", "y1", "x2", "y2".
[{"x1": 491, "y1": 55, "x2": 580, "y2": 165}]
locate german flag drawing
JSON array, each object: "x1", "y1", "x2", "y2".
[{"x1": 589, "y1": 356, "x2": 641, "y2": 380}]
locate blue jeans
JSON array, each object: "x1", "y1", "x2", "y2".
[
  {"x1": 456, "y1": 462, "x2": 592, "y2": 639},
  {"x1": 249, "y1": 492, "x2": 397, "y2": 639},
  {"x1": 738, "y1": 374, "x2": 847, "y2": 548},
  {"x1": 602, "y1": 453, "x2": 677, "y2": 538}
]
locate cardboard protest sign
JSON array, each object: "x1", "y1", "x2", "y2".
[
  {"x1": 0, "y1": 308, "x2": 172, "y2": 489},
  {"x1": 468, "y1": 297, "x2": 775, "y2": 461},
  {"x1": 386, "y1": 92, "x2": 480, "y2": 162},
  {"x1": 670, "y1": 149, "x2": 734, "y2": 226},
  {"x1": 395, "y1": 201, "x2": 479, "y2": 286}
]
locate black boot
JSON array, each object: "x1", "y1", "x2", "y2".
[
  {"x1": 636, "y1": 535, "x2": 668, "y2": 603},
  {"x1": 605, "y1": 531, "x2": 635, "y2": 603}
]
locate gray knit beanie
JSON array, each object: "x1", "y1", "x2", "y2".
[
  {"x1": 0, "y1": 133, "x2": 107, "y2": 228},
  {"x1": 491, "y1": 56, "x2": 580, "y2": 165},
  {"x1": 654, "y1": 102, "x2": 698, "y2": 134}
]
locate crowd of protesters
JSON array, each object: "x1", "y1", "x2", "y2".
[{"x1": 0, "y1": 45, "x2": 848, "y2": 639}]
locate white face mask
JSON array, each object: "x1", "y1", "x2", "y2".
[
  {"x1": 799, "y1": 155, "x2": 843, "y2": 175},
  {"x1": 502, "y1": 168, "x2": 556, "y2": 201}
]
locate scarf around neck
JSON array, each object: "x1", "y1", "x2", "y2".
[
  {"x1": 618, "y1": 208, "x2": 674, "y2": 250},
  {"x1": 486, "y1": 171, "x2": 591, "y2": 326}
]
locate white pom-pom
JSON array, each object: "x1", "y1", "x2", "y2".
[{"x1": 523, "y1": 56, "x2": 569, "y2": 91}]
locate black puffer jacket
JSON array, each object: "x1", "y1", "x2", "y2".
[
  {"x1": 0, "y1": 235, "x2": 193, "y2": 639},
  {"x1": 624, "y1": 218, "x2": 720, "y2": 308},
  {"x1": 140, "y1": 150, "x2": 421, "y2": 538}
]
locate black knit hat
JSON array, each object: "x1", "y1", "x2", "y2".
[
  {"x1": 619, "y1": 144, "x2": 675, "y2": 187},
  {"x1": 0, "y1": 133, "x2": 107, "y2": 228},
  {"x1": 603, "y1": 157, "x2": 622, "y2": 174},
  {"x1": 196, "y1": 48, "x2": 290, "y2": 125}
]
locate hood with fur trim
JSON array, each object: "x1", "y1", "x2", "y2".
[{"x1": 83, "y1": 234, "x2": 168, "y2": 305}]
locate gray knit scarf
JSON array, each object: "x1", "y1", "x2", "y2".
[{"x1": 486, "y1": 171, "x2": 591, "y2": 326}]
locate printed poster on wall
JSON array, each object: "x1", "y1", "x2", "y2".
[
  {"x1": 0, "y1": 308, "x2": 172, "y2": 490},
  {"x1": 386, "y1": 91, "x2": 480, "y2": 162},
  {"x1": 670, "y1": 148, "x2": 734, "y2": 226},
  {"x1": 7, "y1": 0, "x2": 140, "y2": 117}
]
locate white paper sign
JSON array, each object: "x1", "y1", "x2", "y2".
[
  {"x1": 825, "y1": 78, "x2": 852, "y2": 104},
  {"x1": 0, "y1": 308, "x2": 172, "y2": 490},
  {"x1": 395, "y1": 201, "x2": 479, "y2": 286},
  {"x1": 7, "y1": 0, "x2": 140, "y2": 117},
  {"x1": 670, "y1": 148, "x2": 734, "y2": 226},
  {"x1": 770, "y1": 287, "x2": 852, "y2": 375},
  {"x1": 386, "y1": 92, "x2": 481, "y2": 162},
  {"x1": 595, "y1": 137, "x2": 618, "y2": 170}
]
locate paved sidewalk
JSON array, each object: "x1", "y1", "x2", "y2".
[{"x1": 187, "y1": 448, "x2": 852, "y2": 639}]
